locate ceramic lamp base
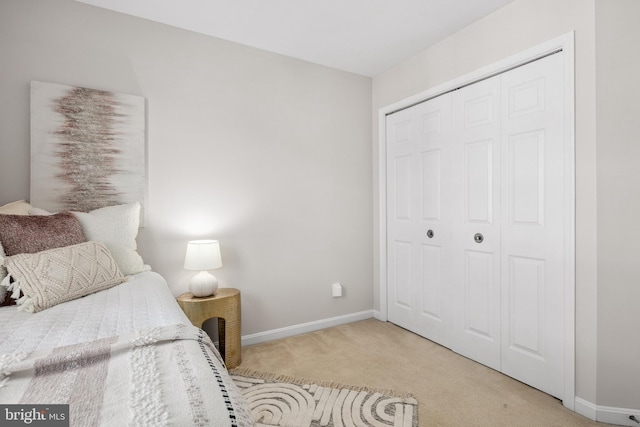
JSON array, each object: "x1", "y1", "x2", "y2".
[{"x1": 189, "y1": 271, "x2": 218, "y2": 297}]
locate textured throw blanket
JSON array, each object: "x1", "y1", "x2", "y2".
[{"x1": 0, "y1": 324, "x2": 254, "y2": 427}]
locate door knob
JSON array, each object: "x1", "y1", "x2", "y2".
[
  {"x1": 474, "y1": 233, "x2": 484, "y2": 243},
  {"x1": 427, "y1": 229, "x2": 434, "y2": 239}
]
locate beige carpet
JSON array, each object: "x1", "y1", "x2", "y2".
[
  {"x1": 231, "y1": 368, "x2": 418, "y2": 426},
  {"x1": 237, "y1": 319, "x2": 613, "y2": 427}
]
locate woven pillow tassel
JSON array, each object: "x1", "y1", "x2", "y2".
[
  {"x1": 16, "y1": 292, "x2": 35, "y2": 313},
  {"x1": 0, "y1": 274, "x2": 10, "y2": 302},
  {"x1": 2, "y1": 275, "x2": 34, "y2": 312},
  {"x1": 0, "y1": 274, "x2": 9, "y2": 291},
  {"x1": 4, "y1": 275, "x2": 20, "y2": 300}
]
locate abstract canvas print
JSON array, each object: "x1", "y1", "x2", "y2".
[{"x1": 30, "y1": 81, "x2": 146, "y2": 224}]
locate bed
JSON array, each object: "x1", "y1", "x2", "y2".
[{"x1": 0, "y1": 200, "x2": 254, "y2": 426}]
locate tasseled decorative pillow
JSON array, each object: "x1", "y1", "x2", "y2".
[{"x1": 1, "y1": 241, "x2": 126, "y2": 312}]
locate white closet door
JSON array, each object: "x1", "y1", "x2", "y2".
[
  {"x1": 385, "y1": 50, "x2": 568, "y2": 400},
  {"x1": 386, "y1": 106, "x2": 417, "y2": 332},
  {"x1": 386, "y1": 94, "x2": 454, "y2": 347},
  {"x1": 499, "y1": 53, "x2": 566, "y2": 398},
  {"x1": 450, "y1": 75, "x2": 502, "y2": 371}
]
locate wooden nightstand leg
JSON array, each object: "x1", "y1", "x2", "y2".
[
  {"x1": 217, "y1": 318, "x2": 226, "y2": 362},
  {"x1": 222, "y1": 293, "x2": 241, "y2": 369},
  {"x1": 222, "y1": 316, "x2": 241, "y2": 369}
]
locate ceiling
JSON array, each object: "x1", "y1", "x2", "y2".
[{"x1": 75, "y1": 0, "x2": 516, "y2": 77}]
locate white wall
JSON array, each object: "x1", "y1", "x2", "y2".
[
  {"x1": 0, "y1": 0, "x2": 373, "y2": 336},
  {"x1": 595, "y1": 0, "x2": 640, "y2": 410}
]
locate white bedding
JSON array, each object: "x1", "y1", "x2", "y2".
[
  {"x1": 0, "y1": 271, "x2": 189, "y2": 354},
  {"x1": 0, "y1": 272, "x2": 254, "y2": 426}
]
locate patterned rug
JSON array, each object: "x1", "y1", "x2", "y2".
[{"x1": 230, "y1": 369, "x2": 418, "y2": 427}]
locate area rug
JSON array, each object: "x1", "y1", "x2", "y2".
[{"x1": 230, "y1": 368, "x2": 418, "y2": 427}]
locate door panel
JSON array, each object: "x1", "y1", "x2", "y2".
[
  {"x1": 392, "y1": 241, "x2": 413, "y2": 309},
  {"x1": 500, "y1": 53, "x2": 565, "y2": 398},
  {"x1": 387, "y1": 93, "x2": 453, "y2": 347},
  {"x1": 393, "y1": 155, "x2": 412, "y2": 221},
  {"x1": 451, "y1": 75, "x2": 502, "y2": 370},
  {"x1": 464, "y1": 250, "x2": 496, "y2": 339},
  {"x1": 465, "y1": 139, "x2": 493, "y2": 223},
  {"x1": 387, "y1": 107, "x2": 417, "y2": 331},
  {"x1": 414, "y1": 95, "x2": 454, "y2": 347},
  {"x1": 509, "y1": 131, "x2": 544, "y2": 225},
  {"x1": 420, "y1": 244, "x2": 442, "y2": 321},
  {"x1": 507, "y1": 255, "x2": 545, "y2": 358},
  {"x1": 421, "y1": 150, "x2": 441, "y2": 221}
]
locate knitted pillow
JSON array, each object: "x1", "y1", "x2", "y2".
[
  {"x1": 1, "y1": 241, "x2": 126, "y2": 312},
  {"x1": 0, "y1": 211, "x2": 86, "y2": 256}
]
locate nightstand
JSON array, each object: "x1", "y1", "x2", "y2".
[{"x1": 176, "y1": 288, "x2": 242, "y2": 369}]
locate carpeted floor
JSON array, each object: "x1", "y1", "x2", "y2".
[
  {"x1": 231, "y1": 368, "x2": 418, "y2": 426},
  {"x1": 237, "y1": 319, "x2": 613, "y2": 427}
]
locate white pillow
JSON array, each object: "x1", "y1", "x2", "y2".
[{"x1": 72, "y1": 203, "x2": 150, "y2": 276}]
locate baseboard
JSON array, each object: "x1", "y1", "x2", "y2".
[
  {"x1": 575, "y1": 397, "x2": 640, "y2": 426},
  {"x1": 574, "y1": 397, "x2": 597, "y2": 421},
  {"x1": 241, "y1": 310, "x2": 375, "y2": 346},
  {"x1": 373, "y1": 310, "x2": 385, "y2": 321},
  {"x1": 596, "y1": 404, "x2": 640, "y2": 426}
]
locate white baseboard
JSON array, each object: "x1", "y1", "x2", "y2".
[
  {"x1": 575, "y1": 397, "x2": 640, "y2": 426},
  {"x1": 596, "y1": 404, "x2": 640, "y2": 426},
  {"x1": 373, "y1": 310, "x2": 385, "y2": 321},
  {"x1": 574, "y1": 398, "x2": 597, "y2": 421},
  {"x1": 241, "y1": 310, "x2": 375, "y2": 347}
]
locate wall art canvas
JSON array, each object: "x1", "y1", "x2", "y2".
[{"x1": 30, "y1": 81, "x2": 146, "y2": 225}]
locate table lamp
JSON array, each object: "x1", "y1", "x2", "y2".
[{"x1": 184, "y1": 239, "x2": 223, "y2": 297}]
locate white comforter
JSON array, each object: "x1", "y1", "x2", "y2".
[
  {"x1": 0, "y1": 272, "x2": 254, "y2": 427},
  {"x1": 0, "y1": 272, "x2": 187, "y2": 353}
]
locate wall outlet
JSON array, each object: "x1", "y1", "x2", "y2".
[{"x1": 332, "y1": 282, "x2": 343, "y2": 297}]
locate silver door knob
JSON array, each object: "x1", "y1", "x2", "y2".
[
  {"x1": 474, "y1": 233, "x2": 484, "y2": 243},
  {"x1": 427, "y1": 229, "x2": 434, "y2": 238}
]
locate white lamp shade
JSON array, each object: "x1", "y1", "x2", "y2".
[{"x1": 184, "y1": 240, "x2": 223, "y2": 271}]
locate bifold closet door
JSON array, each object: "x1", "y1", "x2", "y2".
[
  {"x1": 386, "y1": 93, "x2": 454, "y2": 348},
  {"x1": 498, "y1": 53, "x2": 566, "y2": 398},
  {"x1": 449, "y1": 74, "x2": 502, "y2": 371},
  {"x1": 386, "y1": 51, "x2": 567, "y2": 400}
]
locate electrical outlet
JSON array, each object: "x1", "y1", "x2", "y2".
[{"x1": 332, "y1": 282, "x2": 343, "y2": 297}]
